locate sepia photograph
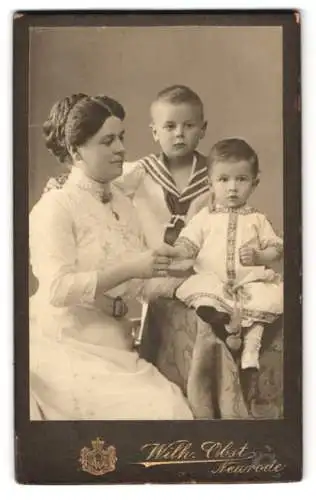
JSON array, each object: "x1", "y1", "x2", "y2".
[
  {"x1": 28, "y1": 22, "x2": 284, "y2": 421},
  {"x1": 14, "y1": 11, "x2": 301, "y2": 483}
]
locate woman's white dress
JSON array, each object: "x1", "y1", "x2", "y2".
[{"x1": 29, "y1": 167, "x2": 193, "y2": 420}]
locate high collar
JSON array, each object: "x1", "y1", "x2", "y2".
[
  {"x1": 210, "y1": 203, "x2": 257, "y2": 215},
  {"x1": 66, "y1": 167, "x2": 112, "y2": 203}
]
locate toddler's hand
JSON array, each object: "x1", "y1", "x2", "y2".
[{"x1": 239, "y1": 245, "x2": 258, "y2": 266}]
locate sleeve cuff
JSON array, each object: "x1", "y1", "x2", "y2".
[{"x1": 77, "y1": 270, "x2": 98, "y2": 305}]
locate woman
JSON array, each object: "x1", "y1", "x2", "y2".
[{"x1": 29, "y1": 92, "x2": 193, "y2": 420}]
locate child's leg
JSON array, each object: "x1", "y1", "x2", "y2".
[
  {"x1": 241, "y1": 323, "x2": 264, "y2": 370},
  {"x1": 196, "y1": 307, "x2": 244, "y2": 351},
  {"x1": 239, "y1": 323, "x2": 264, "y2": 410}
]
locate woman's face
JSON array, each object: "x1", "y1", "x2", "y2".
[{"x1": 76, "y1": 116, "x2": 125, "y2": 183}]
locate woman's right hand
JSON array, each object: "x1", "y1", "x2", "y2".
[
  {"x1": 95, "y1": 245, "x2": 180, "y2": 297},
  {"x1": 167, "y1": 258, "x2": 195, "y2": 277},
  {"x1": 131, "y1": 245, "x2": 179, "y2": 279}
]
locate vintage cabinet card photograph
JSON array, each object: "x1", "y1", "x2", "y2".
[{"x1": 14, "y1": 10, "x2": 301, "y2": 484}]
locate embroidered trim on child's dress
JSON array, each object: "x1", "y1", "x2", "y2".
[
  {"x1": 226, "y1": 211, "x2": 239, "y2": 283},
  {"x1": 183, "y1": 292, "x2": 279, "y2": 323},
  {"x1": 260, "y1": 240, "x2": 284, "y2": 255},
  {"x1": 209, "y1": 205, "x2": 259, "y2": 215},
  {"x1": 174, "y1": 236, "x2": 200, "y2": 260}
]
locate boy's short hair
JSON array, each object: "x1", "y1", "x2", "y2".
[
  {"x1": 209, "y1": 138, "x2": 259, "y2": 177},
  {"x1": 151, "y1": 84, "x2": 204, "y2": 120}
]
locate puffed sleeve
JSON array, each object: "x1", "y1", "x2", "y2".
[
  {"x1": 258, "y1": 214, "x2": 283, "y2": 255},
  {"x1": 29, "y1": 192, "x2": 98, "y2": 307},
  {"x1": 113, "y1": 161, "x2": 145, "y2": 197}
]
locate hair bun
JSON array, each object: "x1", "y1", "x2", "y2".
[{"x1": 42, "y1": 93, "x2": 88, "y2": 163}]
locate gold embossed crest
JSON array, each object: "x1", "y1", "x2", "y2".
[{"x1": 79, "y1": 437, "x2": 117, "y2": 476}]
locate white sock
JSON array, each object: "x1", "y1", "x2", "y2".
[{"x1": 241, "y1": 324, "x2": 264, "y2": 370}]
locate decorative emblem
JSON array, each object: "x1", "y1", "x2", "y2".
[{"x1": 79, "y1": 437, "x2": 117, "y2": 476}]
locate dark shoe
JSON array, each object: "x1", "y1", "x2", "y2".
[
  {"x1": 196, "y1": 306, "x2": 230, "y2": 326},
  {"x1": 240, "y1": 367, "x2": 259, "y2": 410},
  {"x1": 196, "y1": 306, "x2": 231, "y2": 343}
]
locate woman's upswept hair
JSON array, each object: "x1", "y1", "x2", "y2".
[{"x1": 43, "y1": 94, "x2": 125, "y2": 164}]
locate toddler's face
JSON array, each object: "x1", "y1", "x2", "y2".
[
  {"x1": 210, "y1": 160, "x2": 258, "y2": 208},
  {"x1": 150, "y1": 102, "x2": 206, "y2": 160}
]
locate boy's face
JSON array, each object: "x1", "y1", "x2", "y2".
[
  {"x1": 210, "y1": 160, "x2": 258, "y2": 208},
  {"x1": 150, "y1": 102, "x2": 207, "y2": 160}
]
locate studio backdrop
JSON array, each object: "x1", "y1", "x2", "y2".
[{"x1": 29, "y1": 26, "x2": 283, "y2": 233}]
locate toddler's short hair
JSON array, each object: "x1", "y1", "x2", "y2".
[{"x1": 209, "y1": 138, "x2": 259, "y2": 177}]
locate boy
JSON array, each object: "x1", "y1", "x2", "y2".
[{"x1": 115, "y1": 84, "x2": 209, "y2": 248}]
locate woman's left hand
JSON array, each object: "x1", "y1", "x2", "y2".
[
  {"x1": 130, "y1": 244, "x2": 179, "y2": 279},
  {"x1": 142, "y1": 276, "x2": 187, "y2": 300}
]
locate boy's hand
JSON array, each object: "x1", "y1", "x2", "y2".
[{"x1": 239, "y1": 245, "x2": 259, "y2": 266}]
